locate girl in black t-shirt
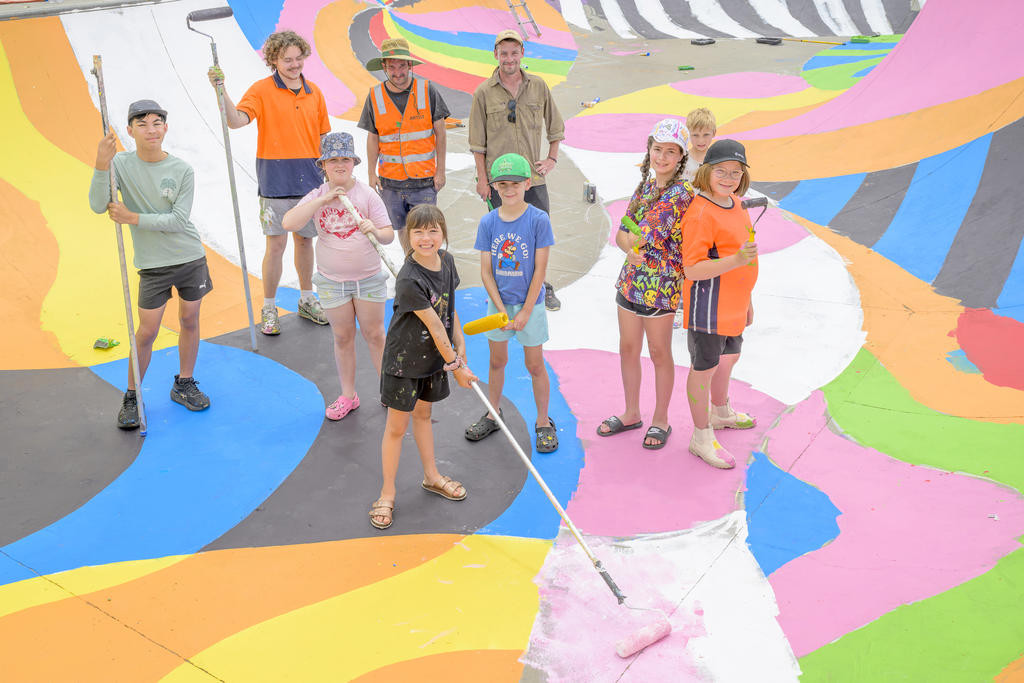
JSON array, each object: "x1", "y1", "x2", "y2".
[{"x1": 371, "y1": 205, "x2": 477, "y2": 530}]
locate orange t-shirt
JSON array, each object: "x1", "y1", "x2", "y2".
[{"x1": 681, "y1": 194, "x2": 758, "y2": 336}]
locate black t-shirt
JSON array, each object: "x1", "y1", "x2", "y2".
[
  {"x1": 357, "y1": 79, "x2": 451, "y2": 190},
  {"x1": 382, "y1": 250, "x2": 460, "y2": 378}
]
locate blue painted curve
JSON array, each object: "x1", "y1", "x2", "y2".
[
  {"x1": 227, "y1": 0, "x2": 285, "y2": 52},
  {"x1": 0, "y1": 341, "x2": 322, "y2": 587},
  {"x1": 873, "y1": 134, "x2": 991, "y2": 282},
  {"x1": 744, "y1": 451, "x2": 841, "y2": 576},
  {"x1": 388, "y1": 11, "x2": 578, "y2": 63},
  {"x1": 444, "y1": 288, "x2": 582, "y2": 540},
  {"x1": 838, "y1": 42, "x2": 898, "y2": 50},
  {"x1": 994, "y1": 230, "x2": 1024, "y2": 323},
  {"x1": 803, "y1": 54, "x2": 885, "y2": 71},
  {"x1": 778, "y1": 172, "x2": 867, "y2": 227}
]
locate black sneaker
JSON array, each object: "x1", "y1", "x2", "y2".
[
  {"x1": 544, "y1": 281, "x2": 561, "y2": 311},
  {"x1": 170, "y1": 375, "x2": 210, "y2": 411},
  {"x1": 118, "y1": 390, "x2": 140, "y2": 430}
]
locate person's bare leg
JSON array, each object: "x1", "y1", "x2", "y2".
[
  {"x1": 710, "y1": 353, "x2": 740, "y2": 407},
  {"x1": 486, "y1": 339, "x2": 508, "y2": 420},
  {"x1": 686, "y1": 366, "x2": 715, "y2": 429},
  {"x1": 641, "y1": 314, "x2": 675, "y2": 445},
  {"x1": 176, "y1": 299, "x2": 202, "y2": 378},
  {"x1": 325, "y1": 301, "x2": 357, "y2": 397},
  {"x1": 292, "y1": 233, "x2": 314, "y2": 291},
  {"x1": 374, "y1": 407, "x2": 410, "y2": 526},
  {"x1": 262, "y1": 234, "x2": 287, "y2": 300},
  {"x1": 523, "y1": 344, "x2": 550, "y2": 428},
  {"x1": 353, "y1": 298, "x2": 387, "y2": 377},
  {"x1": 597, "y1": 306, "x2": 644, "y2": 433},
  {"x1": 413, "y1": 399, "x2": 466, "y2": 498},
  {"x1": 128, "y1": 304, "x2": 167, "y2": 390}
]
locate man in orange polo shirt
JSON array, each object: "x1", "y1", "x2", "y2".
[
  {"x1": 358, "y1": 38, "x2": 449, "y2": 254},
  {"x1": 208, "y1": 30, "x2": 330, "y2": 335}
]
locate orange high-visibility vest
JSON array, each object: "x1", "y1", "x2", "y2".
[{"x1": 372, "y1": 77, "x2": 436, "y2": 181}]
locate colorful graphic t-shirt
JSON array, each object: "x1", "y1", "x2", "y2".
[
  {"x1": 382, "y1": 250, "x2": 460, "y2": 378},
  {"x1": 474, "y1": 204, "x2": 555, "y2": 306},
  {"x1": 614, "y1": 178, "x2": 692, "y2": 311},
  {"x1": 681, "y1": 194, "x2": 758, "y2": 336},
  {"x1": 297, "y1": 180, "x2": 392, "y2": 282}
]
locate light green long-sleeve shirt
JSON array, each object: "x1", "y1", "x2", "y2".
[{"x1": 89, "y1": 152, "x2": 205, "y2": 269}]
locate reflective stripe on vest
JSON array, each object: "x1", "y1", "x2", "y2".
[{"x1": 372, "y1": 77, "x2": 437, "y2": 181}]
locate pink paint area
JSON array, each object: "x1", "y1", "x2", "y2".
[
  {"x1": 671, "y1": 72, "x2": 809, "y2": 98},
  {"x1": 547, "y1": 349, "x2": 785, "y2": 536},
  {"x1": 389, "y1": 7, "x2": 577, "y2": 50},
  {"x1": 610, "y1": 49, "x2": 661, "y2": 56},
  {"x1": 764, "y1": 392, "x2": 1024, "y2": 656},
  {"x1": 522, "y1": 532, "x2": 706, "y2": 681},
  {"x1": 737, "y1": 0, "x2": 1024, "y2": 139},
  {"x1": 953, "y1": 308, "x2": 1024, "y2": 390},
  {"x1": 606, "y1": 199, "x2": 628, "y2": 245},
  {"x1": 282, "y1": 0, "x2": 355, "y2": 114},
  {"x1": 565, "y1": 113, "x2": 672, "y2": 152}
]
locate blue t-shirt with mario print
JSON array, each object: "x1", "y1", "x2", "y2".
[{"x1": 474, "y1": 204, "x2": 555, "y2": 306}]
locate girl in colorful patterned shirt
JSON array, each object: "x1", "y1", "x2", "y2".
[{"x1": 596, "y1": 118, "x2": 693, "y2": 450}]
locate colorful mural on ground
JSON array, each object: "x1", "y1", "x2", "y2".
[{"x1": 1, "y1": 0, "x2": 1023, "y2": 680}]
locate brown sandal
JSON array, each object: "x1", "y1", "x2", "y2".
[
  {"x1": 421, "y1": 475, "x2": 467, "y2": 501},
  {"x1": 369, "y1": 498, "x2": 394, "y2": 529}
]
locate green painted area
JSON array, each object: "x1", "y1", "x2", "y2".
[
  {"x1": 801, "y1": 57, "x2": 884, "y2": 90},
  {"x1": 391, "y1": 22, "x2": 570, "y2": 78},
  {"x1": 823, "y1": 348, "x2": 1024, "y2": 493},
  {"x1": 799, "y1": 544, "x2": 1024, "y2": 681}
]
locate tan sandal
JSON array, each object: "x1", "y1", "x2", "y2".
[
  {"x1": 369, "y1": 498, "x2": 394, "y2": 529},
  {"x1": 421, "y1": 475, "x2": 467, "y2": 501}
]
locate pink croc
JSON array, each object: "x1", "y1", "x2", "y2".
[{"x1": 326, "y1": 393, "x2": 360, "y2": 421}]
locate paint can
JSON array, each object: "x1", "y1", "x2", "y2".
[{"x1": 583, "y1": 182, "x2": 596, "y2": 203}]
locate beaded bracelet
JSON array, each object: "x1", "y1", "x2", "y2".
[{"x1": 443, "y1": 356, "x2": 465, "y2": 372}]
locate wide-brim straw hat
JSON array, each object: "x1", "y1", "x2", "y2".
[{"x1": 365, "y1": 38, "x2": 424, "y2": 71}]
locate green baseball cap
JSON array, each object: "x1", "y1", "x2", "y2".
[{"x1": 490, "y1": 153, "x2": 531, "y2": 182}]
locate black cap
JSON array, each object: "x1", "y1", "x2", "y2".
[
  {"x1": 127, "y1": 99, "x2": 167, "y2": 124},
  {"x1": 702, "y1": 139, "x2": 749, "y2": 167}
]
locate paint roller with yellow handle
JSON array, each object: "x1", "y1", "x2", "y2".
[{"x1": 462, "y1": 312, "x2": 509, "y2": 336}]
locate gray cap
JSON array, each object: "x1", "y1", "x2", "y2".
[
  {"x1": 127, "y1": 99, "x2": 167, "y2": 124},
  {"x1": 702, "y1": 139, "x2": 749, "y2": 167}
]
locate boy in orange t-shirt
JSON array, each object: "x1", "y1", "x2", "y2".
[{"x1": 680, "y1": 140, "x2": 758, "y2": 469}]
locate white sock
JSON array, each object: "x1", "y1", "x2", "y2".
[
  {"x1": 300, "y1": 289, "x2": 315, "y2": 302},
  {"x1": 263, "y1": 298, "x2": 276, "y2": 310}
]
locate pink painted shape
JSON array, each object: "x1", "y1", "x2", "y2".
[
  {"x1": 737, "y1": 0, "x2": 1024, "y2": 139},
  {"x1": 610, "y1": 49, "x2": 660, "y2": 56},
  {"x1": 548, "y1": 349, "x2": 785, "y2": 536},
  {"x1": 565, "y1": 113, "x2": 667, "y2": 152},
  {"x1": 279, "y1": 0, "x2": 355, "y2": 115},
  {"x1": 670, "y1": 72, "x2": 809, "y2": 98},
  {"x1": 765, "y1": 392, "x2": 1024, "y2": 656},
  {"x1": 606, "y1": 199, "x2": 628, "y2": 245},
  {"x1": 523, "y1": 533, "x2": 706, "y2": 682},
  {"x1": 390, "y1": 7, "x2": 577, "y2": 50}
]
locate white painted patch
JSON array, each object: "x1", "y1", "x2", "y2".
[
  {"x1": 634, "y1": 0, "x2": 705, "y2": 38},
  {"x1": 861, "y1": 0, "x2": 895, "y2": 35},
  {"x1": 558, "y1": 0, "x2": 592, "y2": 31},
  {"x1": 748, "y1": 0, "x2": 814, "y2": 37},
  {"x1": 521, "y1": 512, "x2": 801, "y2": 681},
  {"x1": 561, "y1": 144, "x2": 645, "y2": 203},
  {"x1": 597, "y1": 0, "x2": 638, "y2": 39},
  {"x1": 688, "y1": 0, "x2": 760, "y2": 38},
  {"x1": 445, "y1": 151, "x2": 476, "y2": 172}
]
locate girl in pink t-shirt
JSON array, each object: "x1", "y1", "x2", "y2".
[{"x1": 283, "y1": 132, "x2": 394, "y2": 420}]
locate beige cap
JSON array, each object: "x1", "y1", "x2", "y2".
[{"x1": 494, "y1": 29, "x2": 524, "y2": 48}]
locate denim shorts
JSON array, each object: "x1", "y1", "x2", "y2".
[
  {"x1": 259, "y1": 196, "x2": 316, "y2": 237},
  {"x1": 483, "y1": 300, "x2": 549, "y2": 347},
  {"x1": 381, "y1": 185, "x2": 437, "y2": 231},
  {"x1": 313, "y1": 271, "x2": 388, "y2": 309}
]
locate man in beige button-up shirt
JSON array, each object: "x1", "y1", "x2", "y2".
[{"x1": 469, "y1": 29, "x2": 566, "y2": 311}]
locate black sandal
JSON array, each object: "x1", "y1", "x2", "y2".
[
  {"x1": 465, "y1": 410, "x2": 502, "y2": 441},
  {"x1": 642, "y1": 425, "x2": 672, "y2": 450},
  {"x1": 596, "y1": 415, "x2": 643, "y2": 437},
  {"x1": 536, "y1": 419, "x2": 558, "y2": 453}
]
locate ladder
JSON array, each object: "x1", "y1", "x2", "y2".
[{"x1": 506, "y1": 0, "x2": 541, "y2": 39}]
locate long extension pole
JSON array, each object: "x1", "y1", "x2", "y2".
[
  {"x1": 90, "y1": 55, "x2": 147, "y2": 436},
  {"x1": 187, "y1": 7, "x2": 258, "y2": 351}
]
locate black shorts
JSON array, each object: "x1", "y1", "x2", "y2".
[
  {"x1": 490, "y1": 182, "x2": 550, "y2": 214},
  {"x1": 615, "y1": 291, "x2": 673, "y2": 318},
  {"x1": 687, "y1": 329, "x2": 743, "y2": 371},
  {"x1": 380, "y1": 369, "x2": 450, "y2": 412},
  {"x1": 138, "y1": 256, "x2": 213, "y2": 310}
]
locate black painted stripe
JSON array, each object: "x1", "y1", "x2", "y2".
[
  {"x1": 883, "y1": 0, "x2": 917, "y2": 32},
  {"x1": 830, "y1": 163, "x2": 917, "y2": 247},
  {"x1": 615, "y1": 0, "x2": 674, "y2": 40},
  {"x1": 660, "y1": 0, "x2": 732, "y2": 39},
  {"x1": 718, "y1": 0, "x2": 793, "y2": 38},
  {"x1": 842, "y1": 0, "x2": 873, "y2": 36},
  {"x1": 786, "y1": 0, "x2": 835, "y2": 36}
]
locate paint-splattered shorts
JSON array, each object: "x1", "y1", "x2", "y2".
[
  {"x1": 259, "y1": 196, "x2": 316, "y2": 237},
  {"x1": 380, "y1": 369, "x2": 450, "y2": 412}
]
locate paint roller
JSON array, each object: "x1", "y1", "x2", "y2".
[
  {"x1": 462, "y1": 312, "x2": 509, "y2": 336},
  {"x1": 740, "y1": 196, "x2": 769, "y2": 267},
  {"x1": 622, "y1": 215, "x2": 641, "y2": 253},
  {"x1": 336, "y1": 195, "x2": 402, "y2": 278},
  {"x1": 465, "y1": 385, "x2": 672, "y2": 658}
]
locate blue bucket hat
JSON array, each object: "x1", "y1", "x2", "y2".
[{"x1": 318, "y1": 132, "x2": 361, "y2": 165}]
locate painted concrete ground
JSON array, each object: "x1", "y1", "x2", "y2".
[{"x1": 1, "y1": 0, "x2": 1023, "y2": 680}]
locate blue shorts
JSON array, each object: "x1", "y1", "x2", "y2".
[
  {"x1": 483, "y1": 300, "x2": 549, "y2": 347},
  {"x1": 381, "y1": 186, "x2": 437, "y2": 231}
]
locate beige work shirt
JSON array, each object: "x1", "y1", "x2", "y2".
[{"x1": 468, "y1": 68, "x2": 565, "y2": 186}]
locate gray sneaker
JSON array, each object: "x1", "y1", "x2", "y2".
[
  {"x1": 170, "y1": 375, "x2": 210, "y2": 411},
  {"x1": 117, "y1": 390, "x2": 140, "y2": 430},
  {"x1": 298, "y1": 297, "x2": 328, "y2": 325},
  {"x1": 261, "y1": 306, "x2": 281, "y2": 335},
  {"x1": 544, "y1": 282, "x2": 561, "y2": 312}
]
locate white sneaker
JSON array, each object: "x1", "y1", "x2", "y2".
[
  {"x1": 689, "y1": 426, "x2": 736, "y2": 469},
  {"x1": 710, "y1": 399, "x2": 756, "y2": 430}
]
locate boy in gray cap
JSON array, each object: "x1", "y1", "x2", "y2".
[{"x1": 89, "y1": 100, "x2": 212, "y2": 429}]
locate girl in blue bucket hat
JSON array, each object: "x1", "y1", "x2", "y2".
[{"x1": 283, "y1": 131, "x2": 395, "y2": 419}]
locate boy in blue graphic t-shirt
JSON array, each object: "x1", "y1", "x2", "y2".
[{"x1": 465, "y1": 153, "x2": 558, "y2": 452}]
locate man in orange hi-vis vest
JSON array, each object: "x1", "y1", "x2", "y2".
[{"x1": 358, "y1": 38, "x2": 450, "y2": 254}]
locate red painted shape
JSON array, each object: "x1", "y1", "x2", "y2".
[
  {"x1": 952, "y1": 308, "x2": 1024, "y2": 389},
  {"x1": 367, "y1": 12, "x2": 484, "y2": 94}
]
